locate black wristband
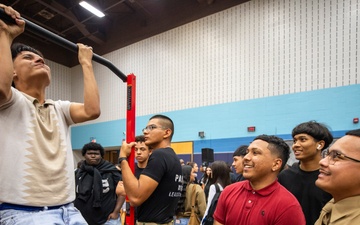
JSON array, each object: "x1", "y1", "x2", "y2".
[{"x1": 118, "y1": 157, "x2": 128, "y2": 164}]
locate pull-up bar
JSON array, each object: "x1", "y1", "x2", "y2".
[{"x1": 0, "y1": 8, "x2": 127, "y2": 82}]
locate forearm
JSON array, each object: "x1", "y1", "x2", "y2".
[
  {"x1": 0, "y1": 32, "x2": 14, "y2": 102},
  {"x1": 82, "y1": 63, "x2": 100, "y2": 119},
  {"x1": 120, "y1": 160, "x2": 142, "y2": 206},
  {"x1": 0, "y1": 4, "x2": 24, "y2": 103},
  {"x1": 112, "y1": 195, "x2": 125, "y2": 214}
]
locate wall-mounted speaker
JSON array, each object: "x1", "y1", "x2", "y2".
[{"x1": 202, "y1": 148, "x2": 214, "y2": 163}]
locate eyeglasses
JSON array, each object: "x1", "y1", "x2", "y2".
[
  {"x1": 142, "y1": 124, "x2": 167, "y2": 133},
  {"x1": 325, "y1": 150, "x2": 360, "y2": 165}
]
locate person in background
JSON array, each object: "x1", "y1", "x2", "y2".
[
  {"x1": 187, "y1": 162, "x2": 200, "y2": 184},
  {"x1": 202, "y1": 161, "x2": 231, "y2": 223},
  {"x1": 175, "y1": 165, "x2": 206, "y2": 225},
  {"x1": 200, "y1": 166, "x2": 212, "y2": 201},
  {"x1": 228, "y1": 163, "x2": 237, "y2": 183},
  {"x1": 278, "y1": 121, "x2": 333, "y2": 225},
  {"x1": 0, "y1": 4, "x2": 100, "y2": 224},
  {"x1": 232, "y1": 145, "x2": 248, "y2": 182},
  {"x1": 118, "y1": 115, "x2": 182, "y2": 225},
  {"x1": 134, "y1": 135, "x2": 152, "y2": 178},
  {"x1": 315, "y1": 129, "x2": 360, "y2": 225},
  {"x1": 179, "y1": 159, "x2": 185, "y2": 166},
  {"x1": 75, "y1": 142, "x2": 124, "y2": 225},
  {"x1": 213, "y1": 135, "x2": 305, "y2": 225},
  {"x1": 116, "y1": 135, "x2": 153, "y2": 224}
]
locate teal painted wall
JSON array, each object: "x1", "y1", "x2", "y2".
[{"x1": 71, "y1": 85, "x2": 360, "y2": 150}]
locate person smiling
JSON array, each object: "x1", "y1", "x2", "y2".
[
  {"x1": 278, "y1": 121, "x2": 333, "y2": 225},
  {"x1": 315, "y1": 129, "x2": 360, "y2": 225},
  {"x1": 213, "y1": 135, "x2": 305, "y2": 225}
]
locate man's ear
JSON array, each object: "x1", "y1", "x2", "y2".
[
  {"x1": 272, "y1": 158, "x2": 282, "y2": 172},
  {"x1": 163, "y1": 128, "x2": 172, "y2": 139}
]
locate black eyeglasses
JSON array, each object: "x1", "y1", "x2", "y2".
[
  {"x1": 142, "y1": 124, "x2": 167, "y2": 133},
  {"x1": 325, "y1": 150, "x2": 360, "y2": 165}
]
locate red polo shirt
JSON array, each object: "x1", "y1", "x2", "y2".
[{"x1": 213, "y1": 180, "x2": 305, "y2": 225}]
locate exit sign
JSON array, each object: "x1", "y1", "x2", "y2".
[{"x1": 247, "y1": 126, "x2": 256, "y2": 132}]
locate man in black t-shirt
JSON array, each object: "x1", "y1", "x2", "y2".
[{"x1": 118, "y1": 115, "x2": 182, "y2": 225}]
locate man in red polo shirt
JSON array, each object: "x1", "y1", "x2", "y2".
[{"x1": 213, "y1": 135, "x2": 305, "y2": 225}]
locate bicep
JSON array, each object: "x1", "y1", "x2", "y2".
[
  {"x1": 69, "y1": 102, "x2": 89, "y2": 123},
  {"x1": 132, "y1": 174, "x2": 159, "y2": 206}
]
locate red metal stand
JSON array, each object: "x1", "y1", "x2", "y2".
[{"x1": 125, "y1": 73, "x2": 136, "y2": 225}]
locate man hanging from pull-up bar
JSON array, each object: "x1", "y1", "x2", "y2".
[{"x1": 0, "y1": 4, "x2": 100, "y2": 225}]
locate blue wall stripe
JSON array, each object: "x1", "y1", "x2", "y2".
[{"x1": 71, "y1": 85, "x2": 360, "y2": 150}]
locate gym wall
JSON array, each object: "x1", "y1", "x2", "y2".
[{"x1": 46, "y1": 0, "x2": 359, "y2": 159}]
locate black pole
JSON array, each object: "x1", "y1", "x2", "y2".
[{"x1": 0, "y1": 8, "x2": 127, "y2": 82}]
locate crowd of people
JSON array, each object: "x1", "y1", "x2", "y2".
[{"x1": 1, "y1": 3, "x2": 360, "y2": 225}]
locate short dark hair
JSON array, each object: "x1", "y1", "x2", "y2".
[
  {"x1": 149, "y1": 114, "x2": 174, "y2": 140},
  {"x1": 11, "y1": 43, "x2": 43, "y2": 60},
  {"x1": 81, "y1": 142, "x2": 105, "y2": 157},
  {"x1": 346, "y1": 129, "x2": 360, "y2": 137},
  {"x1": 233, "y1": 145, "x2": 248, "y2": 157},
  {"x1": 254, "y1": 135, "x2": 290, "y2": 171},
  {"x1": 135, "y1": 135, "x2": 145, "y2": 142},
  {"x1": 292, "y1": 121, "x2": 333, "y2": 150}
]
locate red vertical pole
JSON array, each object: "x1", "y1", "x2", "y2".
[{"x1": 125, "y1": 73, "x2": 136, "y2": 225}]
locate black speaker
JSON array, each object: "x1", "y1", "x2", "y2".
[{"x1": 202, "y1": 148, "x2": 214, "y2": 163}]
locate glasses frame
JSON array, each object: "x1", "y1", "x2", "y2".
[
  {"x1": 325, "y1": 150, "x2": 360, "y2": 165},
  {"x1": 142, "y1": 124, "x2": 167, "y2": 133}
]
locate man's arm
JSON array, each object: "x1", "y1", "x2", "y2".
[
  {"x1": 0, "y1": 4, "x2": 24, "y2": 105},
  {"x1": 107, "y1": 194, "x2": 126, "y2": 220},
  {"x1": 70, "y1": 43, "x2": 100, "y2": 123},
  {"x1": 119, "y1": 141, "x2": 159, "y2": 207}
]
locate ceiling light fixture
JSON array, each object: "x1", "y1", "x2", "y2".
[{"x1": 79, "y1": 1, "x2": 105, "y2": 18}]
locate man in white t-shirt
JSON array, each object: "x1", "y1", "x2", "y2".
[{"x1": 0, "y1": 4, "x2": 100, "y2": 225}]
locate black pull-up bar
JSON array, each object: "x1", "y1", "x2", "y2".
[{"x1": 0, "y1": 8, "x2": 127, "y2": 82}]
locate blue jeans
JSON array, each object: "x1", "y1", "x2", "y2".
[
  {"x1": 103, "y1": 216, "x2": 121, "y2": 225},
  {"x1": 0, "y1": 203, "x2": 87, "y2": 225}
]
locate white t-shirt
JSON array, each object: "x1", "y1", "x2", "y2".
[{"x1": 0, "y1": 88, "x2": 75, "y2": 206}]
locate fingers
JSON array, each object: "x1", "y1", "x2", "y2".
[
  {"x1": 77, "y1": 43, "x2": 93, "y2": 51},
  {"x1": 0, "y1": 4, "x2": 19, "y2": 19},
  {"x1": 0, "y1": 4, "x2": 25, "y2": 38}
]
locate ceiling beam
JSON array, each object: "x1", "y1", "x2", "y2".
[{"x1": 34, "y1": 0, "x2": 105, "y2": 44}]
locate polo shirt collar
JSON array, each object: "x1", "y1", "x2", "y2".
[{"x1": 244, "y1": 179, "x2": 279, "y2": 196}]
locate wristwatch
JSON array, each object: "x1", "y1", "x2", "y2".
[{"x1": 118, "y1": 157, "x2": 128, "y2": 164}]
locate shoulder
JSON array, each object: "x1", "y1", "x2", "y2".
[
  {"x1": 154, "y1": 147, "x2": 176, "y2": 154},
  {"x1": 224, "y1": 181, "x2": 245, "y2": 192},
  {"x1": 276, "y1": 183, "x2": 300, "y2": 202},
  {"x1": 194, "y1": 184, "x2": 204, "y2": 192}
]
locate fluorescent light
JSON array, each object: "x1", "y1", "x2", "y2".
[{"x1": 79, "y1": 1, "x2": 105, "y2": 18}]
